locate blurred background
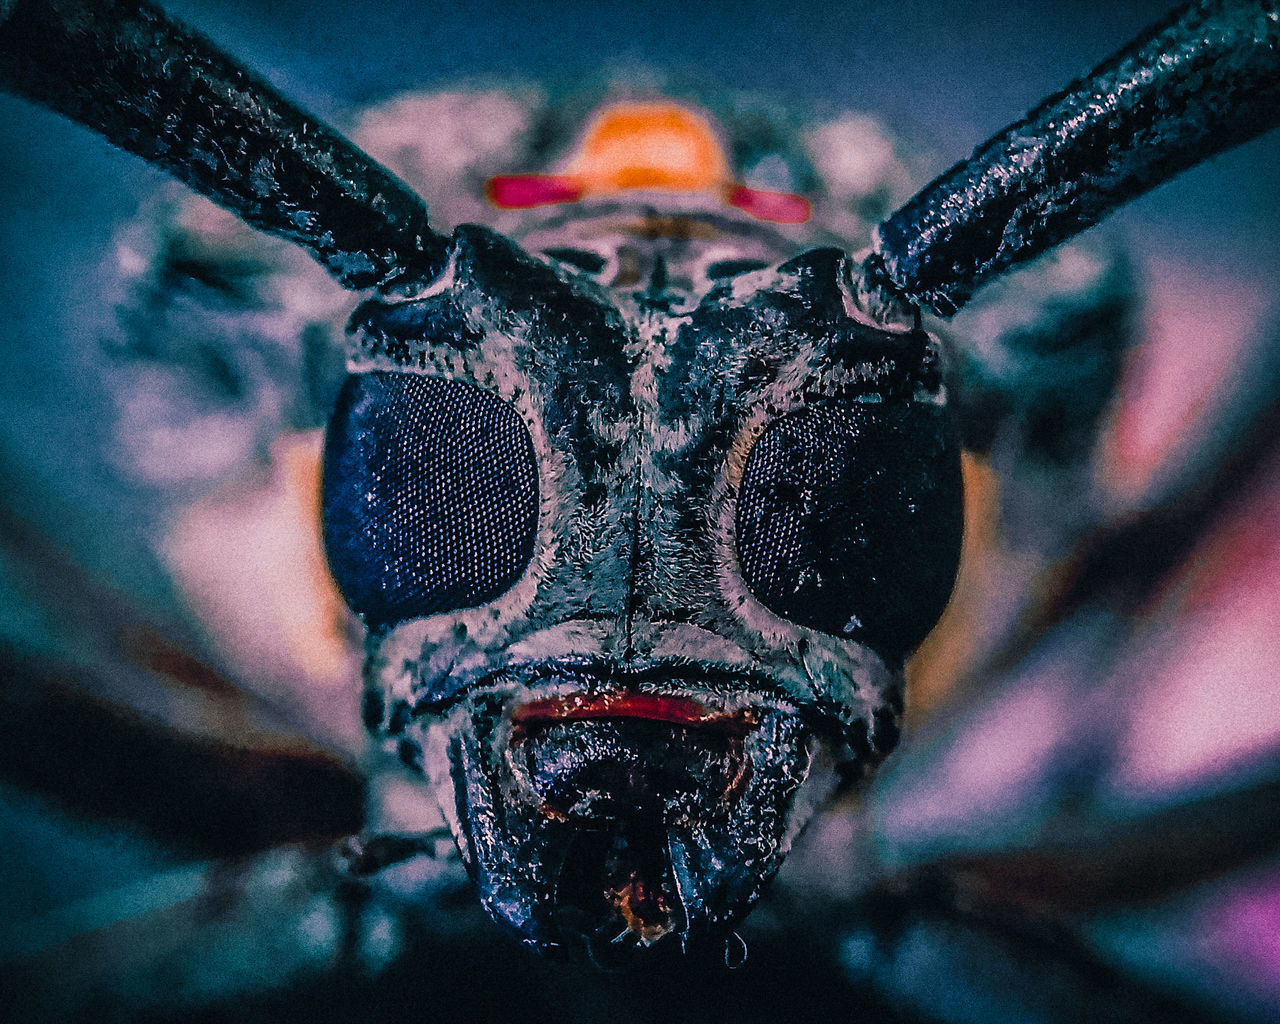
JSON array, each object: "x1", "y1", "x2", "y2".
[{"x1": 1, "y1": 1, "x2": 1278, "y2": 1021}]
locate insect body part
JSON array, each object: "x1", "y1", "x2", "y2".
[
  {"x1": 487, "y1": 100, "x2": 813, "y2": 224},
  {"x1": 323, "y1": 162, "x2": 963, "y2": 957},
  {"x1": 6, "y1": 0, "x2": 1273, "y2": 984}
]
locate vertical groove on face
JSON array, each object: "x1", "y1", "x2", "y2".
[{"x1": 322, "y1": 371, "x2": 539, "y2": 631}]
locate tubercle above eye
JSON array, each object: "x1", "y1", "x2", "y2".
[
  {"x1": 685, "y1": 250, "x2": 940, "y2": 392},
  {"x1": 820, "y1": 320, "x2": 942, "y2": 400},
  {"x1": 346, "y1": 293, "x2": 485, "y2": 364}
]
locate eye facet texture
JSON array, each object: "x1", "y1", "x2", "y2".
[
  {"x1": 323, "y1": 371, "x2": 539, "y2": 631},
  {"x1": 735, "y1": 402, "x2": 962, "y2": 663}
]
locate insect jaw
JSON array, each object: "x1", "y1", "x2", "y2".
[
  {"x1": 503, "y1": 692, "x2": 762, "y2": 827},
  {"x1": 403, "y1": 659, "x2": 839, "y2": 963}
]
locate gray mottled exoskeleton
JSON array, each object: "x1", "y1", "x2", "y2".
[
  {"x1": 1, "y1": 0, "x2": 1276, "y2": 967},
  {"x1": 328, "y1": 209, "x2": 962, "y2": 961}
]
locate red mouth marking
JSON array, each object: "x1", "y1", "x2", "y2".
[{"x1": 509, "y1": 692, "x2": 758, "y2": 742}]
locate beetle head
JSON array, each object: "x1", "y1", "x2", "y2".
[
  {"x1": 322, "y1": 220, "x2": 962, "y2": 961},
  {"x1": 7, "y1": 0, "x2": 1271, "y2": 974}
]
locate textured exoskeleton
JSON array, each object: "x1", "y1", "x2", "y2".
[
  {"x1": 0, "y1": 0, "x2": 1277, "y2": 980},
  {"x1": 326, "y1": 223, "x2": 960, "y2": 956}
]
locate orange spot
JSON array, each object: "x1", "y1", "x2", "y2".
[
  {"x1": 485, "y1": 99, "x2": 814, "y2": 224},
  {"x1": 906, "y1": 453, "x2": 1000, "y2": 724},
  {"x1": 570, "y1": 101, "x2": 730, "y2": 194}
]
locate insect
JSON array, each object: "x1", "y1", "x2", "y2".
[{"x1": 2, "y1": 0, "x2": 1279, "y2": 1018}]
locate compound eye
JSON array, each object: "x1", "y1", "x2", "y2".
[
  {"x1": 322, "y1": 371, "x2": 539, "y2": 631},
  {"x1": 734, "y1": 402, "x2": 962, "y2": 663}
]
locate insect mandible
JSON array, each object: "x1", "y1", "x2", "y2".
[{"x1": 0, "y1": 0, "x2": 1276, "y2": 969}]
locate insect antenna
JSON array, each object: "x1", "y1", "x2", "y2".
[
  {"x1": 0, "y1": 0, "x2": 451, "y2": 292},
  {"x1": 864, "y1": 0, "x2": 1280, "y2": 317}
]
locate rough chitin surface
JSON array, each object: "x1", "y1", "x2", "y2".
[
  {"x1": 874, "y1": 0, "x2": 1280, "y2": 314},
  {"x1": 0, "y1": 0, "x2": 448, "y2": 290}
]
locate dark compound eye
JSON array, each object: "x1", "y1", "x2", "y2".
[
  {"x1": 322, "y1": 371, "x2": 539, "y2": 632},
  {"x1": 734, "y1": 401, "x2": 963, "y2": 664}
]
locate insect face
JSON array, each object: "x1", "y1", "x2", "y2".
[{"x1": 321, "y1": 215, "x2": 963, "y2": 960}]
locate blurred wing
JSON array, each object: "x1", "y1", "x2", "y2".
[
  {"x1": 0, "y1": 162, "x2": 452, "y2": 1019},
  {"x1": 0, "y1": 499, "x2": 366, "y2": 856},
  {"x1": 866, "y1": 257, "x2": 1280, "y2": 1022}
]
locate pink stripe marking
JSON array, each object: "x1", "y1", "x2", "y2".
[
  {"x1": 486, "y1": 174, "x2": 584, "y2": 209},
  {"x1": 727, "y1": 185, "x2": 812, "y2": 224}
]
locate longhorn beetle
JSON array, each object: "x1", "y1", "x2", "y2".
[{"x1": 0, "y1": 0, "x2": 1276, "y2": 970}]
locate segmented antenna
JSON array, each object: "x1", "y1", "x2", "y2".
[
  {"x1": 0, "y1": 0, "x2": 451, "y2": 291},
  {"x1": 868, "y1": 0, "x2": 1280, "y2": 316}
]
